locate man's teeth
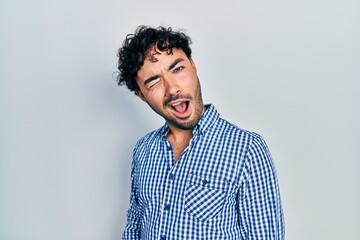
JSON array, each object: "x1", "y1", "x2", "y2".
[{"x1": 172, "y1": 102, "x2": 183, "y2": 107}]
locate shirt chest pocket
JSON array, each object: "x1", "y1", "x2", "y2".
[{"x1": 184, "y1": 173, "x2": 235, "y2": 222}]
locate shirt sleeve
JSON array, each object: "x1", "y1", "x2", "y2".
[
  {"x1": 122, "y1": 150, "x2": 142, "y2": 240},
  {"x1": 238, "y1": 134, "x2": 285, "y2": 240}
]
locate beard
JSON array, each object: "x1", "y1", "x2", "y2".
[{"x1": 146, "y1": 82, "x2": 204, "y2": 130}]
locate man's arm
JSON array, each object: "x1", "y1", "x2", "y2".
[
  {"x1": 238, "y1": 134, "x2": 285, "y2": 240},
  {"x1": 122, "y1": 154, "x2": 142, "y2": 240}
]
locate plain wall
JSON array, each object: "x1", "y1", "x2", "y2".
[{"x1": 1, "y1": 0, "x2": 359, "y2": 239}]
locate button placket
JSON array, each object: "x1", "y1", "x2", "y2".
[{"x1": 159, "y1": 141, "x2": 176, "y2": 239}]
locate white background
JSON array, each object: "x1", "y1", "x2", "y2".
[{"x1": 1, "y1": 0, "x2": 359, "y2": 239}]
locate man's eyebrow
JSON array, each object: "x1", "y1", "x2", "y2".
[{"x1": 168, "y1": 58, "x2": 184, "y2": 71}]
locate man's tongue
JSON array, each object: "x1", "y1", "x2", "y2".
[{"x1": 173, "y1": 102, "x2": 187, "y2": 113}]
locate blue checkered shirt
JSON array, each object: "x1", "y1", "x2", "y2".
[{"x1": 123, "y1": 104, "x2": 284, "y2": 240}]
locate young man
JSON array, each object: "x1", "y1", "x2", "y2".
[{"x1": 117, "y1": 26, "x2": 285, "y2": 240}]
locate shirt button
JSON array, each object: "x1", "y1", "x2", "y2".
[
  {"x1": 160, "y1": 235, "x2": 166, "y2": 240},
  {"x1": 164, "y1": 204, "x2": 170, "y2": 211},
  {"x1": 169, "y1": 174, "x2": 174, "y2": 180},
  {"x1": 202, "y1": 179, "x2": 208, "y2": 186}
]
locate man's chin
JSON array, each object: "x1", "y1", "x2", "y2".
[
  {"x1": 167, "y1": 119, "x2": 197, "y2": 130},
  {"x1": 176, "y1": 124, "x2": 196, "y2": 130}
]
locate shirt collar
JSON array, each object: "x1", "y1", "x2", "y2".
[{"x1": 158, "y1": 104, "x2": 220, "y2": 138}]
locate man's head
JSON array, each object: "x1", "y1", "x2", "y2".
[
  {"x1": 117, "y1": 26, "x2": 192, "y2": 93},
  {"x1": 117, "y1": 26, "x2": 205, "y2": 130}
]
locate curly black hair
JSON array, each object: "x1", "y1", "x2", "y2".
[{"x1": 116, "y1": 26, "x2": 192, "y2": 92}]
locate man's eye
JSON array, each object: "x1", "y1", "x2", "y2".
[
  {"x1": 173, "y1": 66, "x2": 184, "y2": 73},
  {"x1": 149, "y1": 79, "x2": 160, "y2": 88}
]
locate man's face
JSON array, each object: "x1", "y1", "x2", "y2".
[{"x1": 135, "y1": 47, "x2": 205, "y2": 130}]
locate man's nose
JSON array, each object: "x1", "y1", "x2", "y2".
[{"x1": 164, "y1": 74, "x2": 180, "y2": 96}]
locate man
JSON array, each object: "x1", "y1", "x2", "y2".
[{"x1": 117, "y1": 26, "x2": 284, "y2": 240}]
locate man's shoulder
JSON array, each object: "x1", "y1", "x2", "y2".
[
  {"x1": 216, "y1": 118, "x2": 272, "y2": 161},
  {"x1": 217, "y1": 117, "x2": 263, "y2": 141}
]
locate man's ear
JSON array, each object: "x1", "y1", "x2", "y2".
[{"x1": 135, "y1": 89, "x2": 147, "y2": 102}]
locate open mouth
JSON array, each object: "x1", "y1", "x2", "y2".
[{"x1": 170, "y1": 101, "x2": 189, "y2": 114}]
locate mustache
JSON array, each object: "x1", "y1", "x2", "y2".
[{"x1": 164, "y1": 94, "x2": 192, "y2": 106}]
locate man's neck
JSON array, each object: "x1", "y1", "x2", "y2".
[{"x1": 166, "y1": 126, "x2": 193, "y2": 162}]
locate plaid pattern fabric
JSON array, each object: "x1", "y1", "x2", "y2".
[{"x1": 123, "y1": 104, "x2": 284, "y2": 240}]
